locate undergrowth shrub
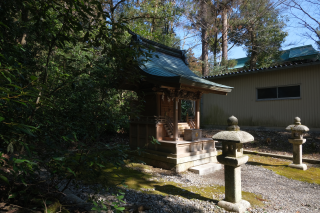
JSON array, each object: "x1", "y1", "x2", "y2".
[{"x1": 0, "y1": 0, "x2": 151, "y2": 210}]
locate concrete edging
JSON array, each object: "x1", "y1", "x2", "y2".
[{"x1": 215, "y1": 146, "x2": 320, "y2": 164}]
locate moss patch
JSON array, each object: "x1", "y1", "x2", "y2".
[
  {"x1": 247, "y1": 155, "x2": 320, "y2": 185},
  {"x1": 46, "y1": 199, "x2": 70, "y2": 213},
  {"x1": 78, "y1": 162, "x2": 265, "y2": 207}
]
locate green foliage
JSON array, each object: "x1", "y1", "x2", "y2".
[
  {"x1": 186, "y1": 51, "x2": 202, "y2": 77},
  {"x1": 92, "y1": 190, "x2": 126, "y2": 212},
  {"x1": 124, "y1": 0, "x2": 183, "y2": 48},
  {"x1": 207, "y1": 58, "x2": 237, "y2": 76},
  {"x1": 150, "y1": 136, "x2": 160, "y2": 145},
  {"x1": 0, "y1": 0, "x2": 151, "y2": 209},
  {"x1": 181, "y1": 100, "x2": 194, "y2": 121},
  {"x1": 229, "y1": 0, "x2": 288, "y2": 69}
]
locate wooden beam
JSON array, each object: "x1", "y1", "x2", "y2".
[
  {"x1": 195, "y1": 99, "x2": 200, "y2": 129},
  {"x1": 160, "y1": 85, "x2": 179, "y2": 89},
  {"x1": 180, "y1": 84, "x2": 229, "y2": 95},
  {"x1": 173, "y1": 97, "x2": 179, "y2": 141}
]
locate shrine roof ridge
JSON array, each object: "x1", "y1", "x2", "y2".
[
  {"x1": 203, "y1": 59, "x2": 320, "y2": 80},
  {"x1": 128, "y1": 29, "x2": 233, "y2": 92},
  {"x1": 128, "y1": 29, "x2": 186, "y2": 61}
]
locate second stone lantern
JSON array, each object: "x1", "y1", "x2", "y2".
[
  {"x1": 285, "y1": 117, "x2": 309, "y2": 170},
  {"x1": 212, "y1": 116, "x2": 254, "y2": 213}
]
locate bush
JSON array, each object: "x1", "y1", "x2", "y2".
[{"x1": 0, "y1": 0, "x2": 149, "y2": 210}]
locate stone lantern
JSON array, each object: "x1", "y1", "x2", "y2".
[
  {"x1": 285, "y1": 117, "x2": 309, "y2": 170},
  {"x1": 212, "y1": 116, "x2": 254, "y2": 213}
]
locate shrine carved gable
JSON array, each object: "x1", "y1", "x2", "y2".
[{"x1": 161, "y1": 89, "x2": 202, "y2": 101}]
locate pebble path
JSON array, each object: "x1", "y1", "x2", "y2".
[{"x1": 67, "y1": 163, "x2": 320, "y2": 213}]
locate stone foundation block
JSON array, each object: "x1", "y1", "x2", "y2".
[
  {"x1": 218, "y1": 199, "x2": 250, "y2": 213},
  {"x1": 189, "y1": 162, "x2": 222, "y2": 175},
  {"x1": 288, "y1": 163, "x2": 307, "y2": 170},
  {"x1": 217, "y1": 155, "x2": 248, "y2": 167},
  {"x1": 184, "y1": 129, "x2": 202, "y2": 141}
]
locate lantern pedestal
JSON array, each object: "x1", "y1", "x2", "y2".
[
  {"x1": 288, "y1": 139, "x2": 307, "y2": 170},
  {"x1": 212, "y1": 116, "x2": 254, "y2": 213},
  {"x1": 217, "y1": 155, "x2": 250, "y2": 213},
  {"x1": 218, "y1": 200, "x2": 251, "y2": 213}
]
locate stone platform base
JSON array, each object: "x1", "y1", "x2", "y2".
[
  {"x1": 132, "y1": 151, "x2": 218, "y2": 172},
  {"x1": 218, "y1": 200, "x2": 250, "y2": 213},
  {"x1": 189, "y1": 162, "x2": 222, "y2": 175},
  {"x1": 289, "y1": 163, "x2": 307, "y2": 170}
]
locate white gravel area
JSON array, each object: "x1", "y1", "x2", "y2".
[
  {"x1": 66, "y1": 162, "x2": 320, "y2": 213},
  {"x1": 241, "y1": 164, "x2": 320, "y2": 213}
]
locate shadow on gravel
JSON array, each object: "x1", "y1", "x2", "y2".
[
  {"x1": 154, "y1": 184, "x2": 219, "y2": 204},
  {"x1": 246, "y1": 161, "x2": 285, "y2": 167},
  {"x1": 122, "y1": 188, "x2": 209, "y2": 213}
]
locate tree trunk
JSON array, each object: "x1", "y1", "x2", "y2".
[
  {"x1": 213, "y1": 9, "x2": 218, "y2": 68},
  {"x1": 151, "y1": 1, "x2": 158, "y2": 34},
  {"x1": 222, "y1": 7, "x2": 228, "y2": 65},
  {"x1": 201, "y1": 0, "x2": 208, "y2": 76},
  {"x1": 249, "y1": 29, "x2": 258, "y2": 69}
]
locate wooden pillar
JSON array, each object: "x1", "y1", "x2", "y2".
[
  {"x1": 178, "y1": 99, "x2": 181, "y2": 121},
  {"x1": 173, "y1": 97, "x2": 179, "y2": 141},
  {"x1": 195, "y1": 99, "x2": 200, "y2": 129}
]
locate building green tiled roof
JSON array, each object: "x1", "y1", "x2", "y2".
[
  {"x1": 129, "y1": 30, "x2": 233, "y2": 92},
  {"x1": 232, "y1": 45, "x2": 319, "y2": 69},
  {"x1": 233, "y1": 57, "x2": 249, "y2": 69},
  {"x1": 286, "y1": 45, "x2": 318, "y2": 60}
]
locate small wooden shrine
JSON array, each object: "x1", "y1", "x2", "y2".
[{"x1": 123, "y1": 31, "x2": 233, "y2": 172}]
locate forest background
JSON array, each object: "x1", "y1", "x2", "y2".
[{"x1": 0, "y1": 0, "x2": 319, "y2": 211}]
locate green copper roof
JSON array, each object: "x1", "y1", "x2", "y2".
[
  {"x1": 280, "y1": 45, "x2": 319, "y2": 61},
  {"x1": 129, "y1": 30, "x2": 233, "y2": 91},
  {"x1": 233, "y1": 57, "x2": 249, "y2": 69},
  {"x1": 233, "y1": 45, "x2": 319, "y2": 69},
  {"x1": 287, "y1": 45, "x2": 318, "y2": 59},
  {"x1": 141, "y1": 50, "x2": 232, "y2": 89}
]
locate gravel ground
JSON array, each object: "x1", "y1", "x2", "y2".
[
  {"x1": 241, "y1": 164, "x2": 320, "y2": 213},
  {"x1": 65, "y1": 161, "x2": 320, "y2": 213}
]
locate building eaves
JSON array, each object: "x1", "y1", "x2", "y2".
[
  {"x1": 203, "y1": 60, "x2": 320, "y2": 80},
  {"x1": 127, "y1": 29, "x2": 233, "y2": 91},
  {"x1": 139, "y1": 51, "x2": 233, "y2": 90},
  {"x1": 128, "y1": 29, "x2": 188, "y2": 64}
]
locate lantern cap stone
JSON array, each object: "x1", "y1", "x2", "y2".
[
  {"x1": 286, "y1": 124, "x2": 309, "y2": 132},
  {"x1": 294, "y1": 117, "x2": 301, "y2": 125},
  {"x1": 226, "y1": 115, "x2": 240, "y2": 131},
  {"x1": 285, "y1": 117, "x2": 309, "y2": 132},
  {"x1": 212, "y1": 116, "x2": 254, "y2": 143}
]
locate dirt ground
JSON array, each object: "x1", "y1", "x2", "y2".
[{"x1": 202, "y1": 128, "x2": 320, "y2": 160}]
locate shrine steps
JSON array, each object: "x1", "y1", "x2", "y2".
[
  {"x1": 163, "y1": 124, "x2": 173, "y2": 138},
  {"x1": 189, "y1": 162, "x2": 222, "y2": 175},
  {"x1": 164, "y1": 122, "x2": 191, "y2": 139}
]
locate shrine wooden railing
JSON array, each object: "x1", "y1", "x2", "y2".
[
  {"x1": 164, "y1": 116, "x2": 174, "y2": 137},
  {"x1": 186, "y1": 114, "x2": 196, "y2": 129}
]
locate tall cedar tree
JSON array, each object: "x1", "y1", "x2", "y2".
[
  {"x1": 230, "y1": 0, "x2": 287, "y2": 69},
  {"x1": 123, "y1": 0, "x2": 182, "y2": 48}
]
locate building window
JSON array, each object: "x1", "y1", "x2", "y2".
[{"x1": 257, "y1": 85, "x2": 300, "y2": 100}]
